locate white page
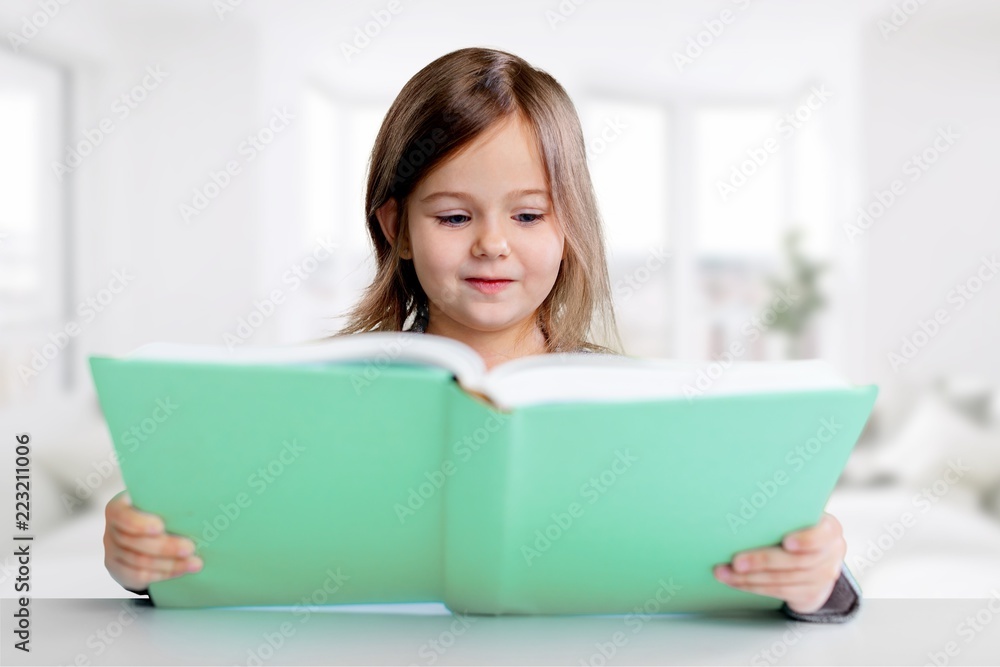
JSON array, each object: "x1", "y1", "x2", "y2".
[
  {"x1": 123, "y1": 332, "x2": 486, "y2": 387},
  {"x1": 119, "y1": 334, "x2": 851, "y2": 412},
  {"x1": 480, "y1": 355, "x2": 851, "y2": 411}
]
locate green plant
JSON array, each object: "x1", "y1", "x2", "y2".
[{"x1": 765, "y1": 227, "x2": 828, "y2": 358}]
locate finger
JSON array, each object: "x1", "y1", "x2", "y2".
[
  {"x1": 113, "y1": 546, "x2": 202, "y2": 577},
  {"x1": 111, "y1": 528, "x2": 196, "y2": 559},
  {"x1": 714, "y1": 564, "x2": 832, "y2": 587},
  {"x1": 783, "y1": 513, "x2": 841, "y2": 552},
  {"x1": 106, "y1": 557, "x2": 153, "y2": 592},
  {"x1": 107, "y1": 499, "x2": 166, "y2": 537},
  {"x1": 111, "y1": 554, "x2": 198, "y2": 586},
  {"x1": 729, "y1": 545, "x2": 834, "y2": 573},
  {"x1": 718, "y1": 580, "x2": 827, "y2": 601}
]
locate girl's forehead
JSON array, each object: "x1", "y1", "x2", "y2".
[
  {"x1": 413, "y1": 127, "x2": 550, "y2": 197},
  {"x1": 440, "y1": 114, "x2": 544, "y2": 163},
  {"x1": 415, "y1": 188, "x2": 551, "y2": 206}
]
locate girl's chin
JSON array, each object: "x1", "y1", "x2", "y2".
[{"x1": 444, "y1": 310, "x2": 532, "y2": 333}]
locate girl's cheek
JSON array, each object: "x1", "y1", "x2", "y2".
[
  {"x1": 412, "y1": 246, "x2": 461, "y2": 291},
  {"x1": 421, "y1": 241, "x2": 460, "y2": 271},
  {"x1": 527, "y1": 239, "x2": 564, "y2": 278}
]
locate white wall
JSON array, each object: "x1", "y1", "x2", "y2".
[{"x1": 861, "y1": 2, "x2": 1000, "y2": 412}]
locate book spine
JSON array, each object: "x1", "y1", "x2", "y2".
[{"x1": 441, "y1": 380, "x2": 518, "y2": 614}]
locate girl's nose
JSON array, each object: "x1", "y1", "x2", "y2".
[{"x1": 472, "y1": 216, "x2": 510, "y2": 258}]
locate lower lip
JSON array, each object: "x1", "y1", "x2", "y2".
[{"x1": 465, "y1": 279, "x2": 513, "y2": 294}]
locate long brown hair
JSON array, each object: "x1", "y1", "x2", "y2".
[{"x1": 330, "y1": 46, "x2": 623, "y2": 354}]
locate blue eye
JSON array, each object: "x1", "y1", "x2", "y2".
[
  {"x1": 515, "y1": 213, "x2": 545, "y2": 225},
  {"x1": 436, "y1": 215, "x2": 470, "y2": 226},
  {"x1": 435, "y1": 213, "x2": 546, "y2": 226}
]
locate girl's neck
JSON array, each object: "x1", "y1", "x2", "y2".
[{"x1": 425, "y1": 316, "x2": 549, "y2": 371}]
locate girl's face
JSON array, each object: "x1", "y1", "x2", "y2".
[{"x1": 385, "y1": 113, "x2": 565, "y2": 340}]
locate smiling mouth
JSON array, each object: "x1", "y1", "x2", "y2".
[{"x1": 465, "y1": 278, "x2": 513, "y2": 294}]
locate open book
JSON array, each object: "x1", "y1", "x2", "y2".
[
  {"x1": 90, "y1": 331, "x2": 878, "y2": 614},
  {"x1": 125, "y1": 331, "x2": 856, "y2": 411}
]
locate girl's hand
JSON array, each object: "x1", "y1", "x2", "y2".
[
  {"x1": 712, "y1": 512, "x2": 847, "y2": 614},
  {"x1": 103, "y1": 490, "x2": 203, "y2": 591}
]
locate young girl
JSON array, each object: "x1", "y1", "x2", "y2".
[{"x1": 104, "y1": 46, "x2": 860, "y2": 622}]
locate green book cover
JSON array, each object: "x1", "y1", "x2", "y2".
[
  {"x1": 444, "y1": 384, "x2": 877, "y2": 615},
  {"x1": 89, "y1": 332, "x2": 878, "y2": 614}
]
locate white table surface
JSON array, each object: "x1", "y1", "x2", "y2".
[{"x1": 3, "y1": 597, "x2": 1000, "y2": 665}]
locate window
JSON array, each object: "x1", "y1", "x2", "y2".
[
  {"x1": 691, "y1": 101, "x2": 833, "y2": 361},
  {"x1": 580, "y1": 98, "x2": 671, "y2": 357},
  {"x1": 299, "y1": 87, "x2": 385, "y2": 340},
  {"x1": 0, "y1": 53, "x2": 65, "y2": 405},
  {"x1": 695, "y1": 106, "x2": 784, "y2": 259}
]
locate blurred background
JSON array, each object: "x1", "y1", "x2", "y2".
[{"x1": 0, "y1": 0, "x2": 998, "y2": 602}]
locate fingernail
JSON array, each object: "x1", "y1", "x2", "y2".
[
  {"x1": 715, "y1": 566, "x2": 732, "y2": 581},
  {"x1": 178, "y1": 541, "x2": 194, "y2": 557},
  {"x1": 186, "y1": 558, "x2": 203, "y2": 572},
  {"x1": 146, "y1": 523, "x2": 162, "y2": 535},
  {"x1": 785, "y1": 538, "x2": 799, "y2": 550}
]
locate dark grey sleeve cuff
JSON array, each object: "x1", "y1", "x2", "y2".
[{"x1": 780, "y1": 563, "x2": 861, "y2": 623}]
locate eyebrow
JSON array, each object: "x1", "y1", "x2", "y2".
[{"x1": 418, "y1": 189, "x2": 550, "y2": 204}]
